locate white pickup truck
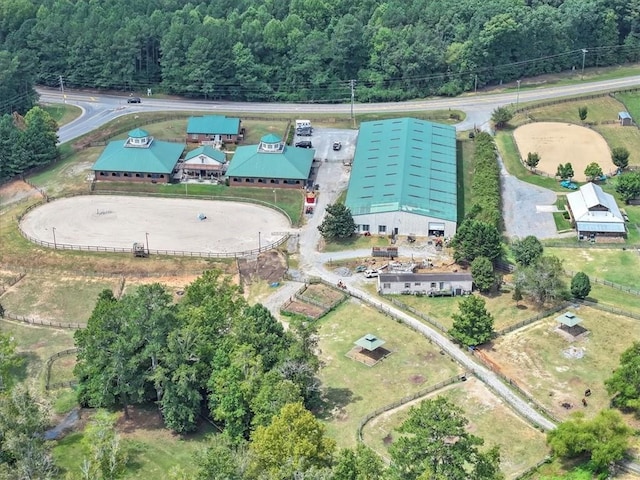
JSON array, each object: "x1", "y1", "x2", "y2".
[{"x1": 364, "y1": 265, "x2": 387, "y2": 278}]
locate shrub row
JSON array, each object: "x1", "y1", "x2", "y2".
[{"x1": 469, "y1": 132, "x2": 502, "y2": 230}]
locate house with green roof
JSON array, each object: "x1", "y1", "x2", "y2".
[
  {"x1": 186, "y1": 115, "x2": 242, "y2": 144},
  {"x1": 182, "y1": 146, "x2": 227, "y2": 180},
  {"x1": 345, "y1": 118, "x2": 457, "y2": 238},
  {"x1": 226, "y1": 134, "x2": 315, "y2": 189},
  {"x1": 92, "y1": 128, "x2": 185, "y2": 183}
]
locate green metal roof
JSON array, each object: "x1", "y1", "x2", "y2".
[
  {"x1": 186, "y1": 115, "x2": 240, "y2": 135},
  {"x1": 184, "y1": 145, "x2": 226, "y2": 163},
  {"x1": 92, "y1": 139, "x2": 185, "y2": 174},
  {"x1": 226, "y1": 144, "x2": 314, "y2": 180},
  {"x1": 128, "y1": 128, "x2": 149, "y2": 138},
  {"x1": 354, "y1": 334, "x2": 386, "y2": 351},
  {"x1": 345, "y1": 118, "x2": 457, "y2": 222},
  {"x1": 261, "y1": 133, "x2": 282, "y2": 143}
]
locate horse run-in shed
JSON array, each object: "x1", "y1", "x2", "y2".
[
  {"x1": 619, "y1": 111, "x2": 633, "y2": 126},
  {"x1": 555, "y1": 311, "x2": 588, "y2": 339},
  {"x1": 347, "y1": 333, "x2": 392, "y2": 366}
]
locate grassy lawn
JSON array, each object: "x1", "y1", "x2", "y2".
[
  {"x1": 317, "y1": 299, "x2": 462, "y2": 448},
  {"x1": 526, "y1": 96, "x2": 623, "y2": 124},
  {"x1": 30, "y1": 146, "x2": 103, "y2": 197},
  {"x1": 0, "y1": 274, "x2": 121, "y2": 324},
  {"x1": 547, "y1": 248, "x2": 640, "y2": 289},
  {"x1": 322, "y1": 233, "x2": 391, "y2": 253},
  {"x1": 614, "y1": 91, "x2": 640, "y2": 121},
  {"x1": 361, "y1": 378, "x2": 549, "y2": 479},
  {"x1": 387, "y1": 291, "x2": 540, "y2": 333},
  {"x1": 0, "y1": 319, "x2": 76, "y2": 390},
  {"x1": 586, "y1": 283, "x2": 640, "y2": 315},
  {"x1": 552, "y1": 212, "x2": 572, "y2": 231},
  {"x1": 41, "y1": 103, "x2": 83, "y2": 126},
  {"x1": 485, "y1": 306, "x2": 640, "y2": 421},
  {"x1": 53, "y1": 406, "x2": 215, "y2": 479}
]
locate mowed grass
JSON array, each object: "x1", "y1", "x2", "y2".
[
  {"x1": 0, "y1": 319, "x2": 76, "y2": 390},
  {"x1": 322, "y1": 233, "x2": 391, "y2": 252},
  {"x1": 54, "y1": 407, "x2": 215, "y2": 479},
  {"x1": 0, "y1": 274, "x2": 121, "y2": 324},
  {"x1": 485, "y1": 306, "x2": 640, "y2": 420},
  {"x1": 526, "y1": 96, "x2": 623, "y2": 124},
  {"x1": 547, "y1": 248, "x2": 640, "y2": 290},
  {"x1": 362, "y1": 378, "x2": 549, "y2": 479},
  {"x1": 317, "y1": 299, "x2": 462, "y2": 448},
  {"x1": 388, "y1": 292, "x2": 540, "y2": 332},
  {"x1": 41, "y1": 103, "x2": 82, "y2": 126}
]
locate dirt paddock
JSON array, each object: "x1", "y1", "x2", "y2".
[
  {"x1": 20, "y1": 195, "x2": 292, "y2": 254},
  {"x1": 513, "y1": 122, "x2": 616, "y2": 182}
]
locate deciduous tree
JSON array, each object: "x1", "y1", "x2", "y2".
[
  {"x1": 584, "y1": 162, "x2": 603, "y2": 181},
  {"x1": 449, "y1": 295, "x2": 495, "y2": 347},
  {"x1": 511, "y1": 235, "x2": 544, "y2": 266},
  {"x1": 333, "y1": 444, "x2": 387, "y2": 480},
  {"x1": 615, "y1": 171, "x2": 640, "y2": 204},
  {"x1": 578, "y1": 106, "x2": 588, "y2": 122},
  {"x1": 570, "y1": 272, "x2": 591, "y2": 299},
  {"x1": 81, "y1": 410, "x2": 128, "y2": 479},
  {"x1": 611, "y1": 146, "x2": 630, "y2": 170},
  {"x1": 389, "y1": 397, "x2": 503, "y2": 480},
  {"x1": 556, "y1": 162, "x2": 575, "y2": 180},
  {"x1": 491, "y1": 106, "x2": 513, "y2": 129},
  {"x1": 606, "y1": 341, "x2": 640, "y2": 413},
  {"x1": 514, "y1": 255, "x2": 569, "y2": 306},
  {"x1": 318, "y1": 203, "x2": 356, "y2": 240},
  {"x1": 471, "y1": 256, "x2": 495, "y2": 293},
  {"x1": 525, "y1": 152, "x2": 540, "y2": 170},
  {"x1": 0, "y1": 331, "x2": 20, "y2": 391}
]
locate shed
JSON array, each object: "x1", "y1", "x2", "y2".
[
  {"x1": 348, "y1": 333, "x2": 391, "y2": 366},
  {"x1": 555, "y1": 311, "x2": 588, "y2": 338},
  {"x1": 619, "y1": 111, "x2": 633, "y2": 126},
  {"x1": 355, "y1": 334, "x2": 386, "y2": 352}
]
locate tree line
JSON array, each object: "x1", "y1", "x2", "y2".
[{"x1": 3, "y1": 0, "x2": 640, "y2": 111}]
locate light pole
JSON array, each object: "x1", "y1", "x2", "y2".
[
  {"x1": 145, "y1": 232, "x2": 149, "y2": 254},
  {"x1": 258, "y1": 231, "x2": 261, "y2": 251},
  {"x1": 516, "y1": 80, "x2": 521, "y2": 110},
  {"x1": 581, "y1": 49, "x2": 588, "y2": 80},
  {"x1": 273, "y1": 189, "x2": 277, "y2": 205},
  {"x1": 52, "y1": 227, "x2": 57, "y2": 249}
]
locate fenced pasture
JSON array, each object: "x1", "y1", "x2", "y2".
[
  {"x1": 483, "y1": 305, "x2": 640, "y2": 421},
  {"x1": 361, "y1": 377, "x2": 549, "y2": 480},
  {"x1": 316, "y1": 300, "x2": 462, "y2": 448}
]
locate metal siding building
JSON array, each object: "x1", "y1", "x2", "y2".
[
  {"x1": 378, "y1": 272, "x2": 473, "y2": 295},
  {"x1": 345, "y1": 118, "x2": 457, "y2": 238}
]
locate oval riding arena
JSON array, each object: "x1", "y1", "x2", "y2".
[{"x1": 19, "y1": 195, "x2": 292, "y2": 257}]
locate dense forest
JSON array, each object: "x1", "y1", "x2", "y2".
[{"x1": 2, "y1": 0, "x2": 640, "y2": 113}]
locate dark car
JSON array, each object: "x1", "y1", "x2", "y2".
[
  {"x1": 295, "y1": 141, "x2": 313, "y2": 148},
  {"x1": 332, "y1": 141, "x2": 342, "y2": 151},
  {"x1": 127, "y1": 97, "x2": 141, "y2": 104}
]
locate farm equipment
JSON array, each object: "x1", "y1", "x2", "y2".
[
  {"x1": 560, "y1": 180, "x2": 578, "y2": 190},
  {"x1": 132, "y1": 242, "x2": 148, "y2": 258}
]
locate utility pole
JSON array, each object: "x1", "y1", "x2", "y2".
[
  {"x1": 516, "y1": 80, "x2": 521, "y2": 110},
  {"x1": 145, "y1": 232, "x2": 149, "y2": 255},
  {"x1": 474, "y1": 74, "x2": 478, "y2": 94},
  {"x1": 581, "y1": 49, "x2": 588, "y2": 80},
  {"x1": 52, "y1": 227, "x2": 57, "y2": 249},
  {"x1": 59, "y1": 75, "x2": 66, "y2": 103},
  {"x1": 349, "y1": 79, "x2": 356, "y2": 126}
]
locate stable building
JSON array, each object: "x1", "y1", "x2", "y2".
[
  {"x1": 92, "y1": 128, "x2": 185, "y2": 183},
  {"x1": 226, "y1": 134, "x2": 315, "y2": 189},
  {"x1": 182, "y1": 146, "x2": 227, "y2": 180},
  {"x1": 345, "y1": 118, "x2": 458, "y2": 238},
  {"x1": 566, "y1": 182, "x2": 626, "y2": 239}
]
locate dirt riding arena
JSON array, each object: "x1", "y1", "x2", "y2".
[
  {"x1": 20, "y1": 195, "x2": 292, "y2": 254},
  {"x1": 513, "y1": 122, "x2": 616, "y2": 182}
]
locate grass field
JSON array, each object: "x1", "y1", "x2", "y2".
[
  {"x1": 386, "y1": 291, "x2": 540, "y2": 333},
  {"x1": 322, "y1": 233, "x2": 391, "y2": 252},
  {"x1": 547, "y1": 248, "x2": 640, "y2": 289},
  {"x1": 41, "y1": 104, "x2": 82, "y2": 126},
  {"x1": 0, "y1": 319, "x2": 76, "y2": 390},
  {"x1": 0, "y1": 274, "x2": 121, "y2": 324},
  {"x1": 316, "y1": 299, "x2": 462, "y2": 448},
  {"x1": 53, "y1": 406, "x2": 215, "y2": 479},
  {"x1": 361, "y1": 378, "x2": 549, "y2": 479},
  {"x1": 485, "y1": 306, "x2": 640, "y2": 420}
]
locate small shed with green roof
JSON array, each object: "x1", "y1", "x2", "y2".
[
  {"x1": 345, "y1": 118, "x2": 458, "y2": 238},
  {"x1": 92, "y1": 128, "x2": 185, "y2": 183},
  {"x1": 186, "y1": 115, "x2": 242, "y2": 144},
  {"x1": 226, "y1": 134, "x2": 315, "y2": 189},
  {"x1": 182, "y1": 146, "x2": 227, "y2": 180}
]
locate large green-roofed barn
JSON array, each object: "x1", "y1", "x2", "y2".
[
  {"x1": 92, "y1": 128, "x2": 185, "y2": 184},
  {"x1": 345, "y1": 118, "x2": 457, "y2": 238}
]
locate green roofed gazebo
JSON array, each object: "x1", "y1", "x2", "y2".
[
  {"x1": 555, "y1": 311, "x2": 588, "y2": 338},
  {"x1": 355, "y1": 334, "x2": 386, "y2": 352}
]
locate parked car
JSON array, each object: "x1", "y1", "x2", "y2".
[
  {"x1": 333, "y1": 141, "x2": 342, "y2": 151},
  {"x1": 295, "y1": 141, "x2": 313, "y2": 148},
  {"x1": 127, "y1": 97, "x2": 141, "y2": 104}
]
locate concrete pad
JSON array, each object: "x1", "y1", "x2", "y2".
[{"x1": 20, "y1": 195, "x2": 291, "y2": 254}]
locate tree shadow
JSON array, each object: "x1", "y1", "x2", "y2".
[
  {"x1": 9, "y1": 352, "x2": 37, "y2": 384},
  {"x1": 317, "y1": 387, "x2": 361, "y2": 420}
]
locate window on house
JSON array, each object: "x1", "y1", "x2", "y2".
[
  {"x1": 430, "y1": 282, "x2": 436, "y2": 288},
  {"x1": 439, "y1": 282, "x2": 444, "y2": 289},
  {"x1": 123, "y1": 173, "x2": 129, "y2": 176},
  {"x1": 378, "y1": 225, "x2": 387, "y2": 233},
  {"x1": 383, "y1": 283, "x2": 391, "y2": 289},
  {"x1": 404, "y1": 283, "x2": 411, "y2": 288},
  {"x1": 100, "y1": 172, "x2": 106, "y2": 176},
  {"x1": 414, "y1": 282, "x2": 421, "y2": 286},
  {"x1": 361, "y1": 224, "x2": 370, "y2": 232},
  {"x1": 135, "y1": 173, "x2": 141, "y2": 178}
]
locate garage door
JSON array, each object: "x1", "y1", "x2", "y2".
[{"x1": 429, "y1": 222, "x2": 445, "y2": 231}]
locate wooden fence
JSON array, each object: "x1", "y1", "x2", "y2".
[
  {"x1": 1, "y1": 311, "x2": 84, "y2": 329},
  {"x1": 0, "y1": 272, "x2": 26, "y2": 296},
  {"x1": 45, "y1": 348, "x2": 79, "y2": 391},
  {"x1": 566, "y1": 269, "x2": 640, "y2": 296}
]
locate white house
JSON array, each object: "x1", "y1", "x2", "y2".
[
  {"x1": 182, "y1": 146, "x2": 227, "y2": 180},
  {"x1": 378, "y1": 272, "x2": 472, "y2": 296},
  {"x1": 344, "y1": 118, "x2": 458, "y2": 239},
  {"x1": 566, "y1": 182, "x2": 626, "y2": 239}
]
